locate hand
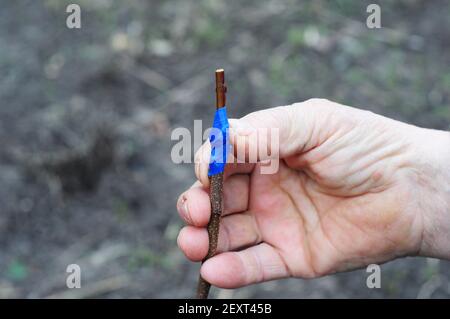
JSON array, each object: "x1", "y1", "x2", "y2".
[{"x1": 176, "y1": 98, "x2": 450, "y2": 288}]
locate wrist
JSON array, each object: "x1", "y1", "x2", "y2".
[{"x1": 414, "y1": 127, "x2": 450, "y2": 259}]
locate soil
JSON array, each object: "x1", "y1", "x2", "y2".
[{"x1": 0, "y1": 0, "x2": 449, "y2": 298}]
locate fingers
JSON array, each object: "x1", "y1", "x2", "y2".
[
  {"x1": 223, "y1": 174, "x2": 250, "y2": 215},
  {"x1": 177, "y1": 226, "x2": 206, "y2": 261},
  {"x1": 177, "y1": 175, "x2": 250, "y2": 226},
  {"x1": 176, "y1": 183, "x2": 210, "y2": 226},
  {"x1": 200, "y1": 243, "x2": 290, "y2": 288},
  {"x1": 177, "y1": 212, "x2": 261, "y2": 262},
  {"x1": 229, "y1": 101, "x2": 325, "y2": 161},
  {"x1": 194, "y1": 142, "x2": 211, "y2": 187},
  {"x1": 195, "y1": 141, "x2": 254, "y2": 187}
]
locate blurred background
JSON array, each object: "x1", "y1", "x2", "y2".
[{"x1": 0, "y1": 0, "x2": 449, "y2": 298}]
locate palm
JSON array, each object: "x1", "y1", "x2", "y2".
[{"x1": 247, "y1": 155, "x2": 418, "y2": 277}]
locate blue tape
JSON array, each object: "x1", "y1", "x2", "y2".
[{"x1": 208, "y1": 107, "x2": 230, "y2": 176}]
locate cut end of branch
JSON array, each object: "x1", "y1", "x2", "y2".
[{"x1": 215, "y1": 69, "x2": 226, "y2": 109}]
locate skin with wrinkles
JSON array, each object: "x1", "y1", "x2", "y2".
[{"x1": 177, "y1": 98, "x2": 450, "y2": 289}]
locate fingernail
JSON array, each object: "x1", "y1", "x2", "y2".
[
  {"x1": 178, "y1": 196, "x2": 191, "y2": 223},
  {"x1": 230, "y1": 119, "x2": 255, "y2": 136}
]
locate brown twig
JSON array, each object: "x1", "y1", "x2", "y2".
[{"x1": 196, "y1": 69, "x2": 227, "y2": 299}]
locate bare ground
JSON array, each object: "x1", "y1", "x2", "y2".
[{"x1": 0, "y1": 0, "x2": 449, "y2": 298}]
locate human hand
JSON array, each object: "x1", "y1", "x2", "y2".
[{"x1": 177, "y1": 98, "x2": 450, "y2": 288}]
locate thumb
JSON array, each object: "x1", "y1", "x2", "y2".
[
  {"x1": 195, "y1": 99, "x2": 339, "y2": 185},
  {"x1": 229, "y1": 99, "x2": 329, "y2": 163}
]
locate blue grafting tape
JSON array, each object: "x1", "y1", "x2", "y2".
[{"x1": 208, "y1": 107, "x2": 230, "y2": 176}]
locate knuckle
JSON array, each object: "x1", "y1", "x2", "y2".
[{"x1": 304, "y1": 98, "x2": 331, "y2": 106}]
